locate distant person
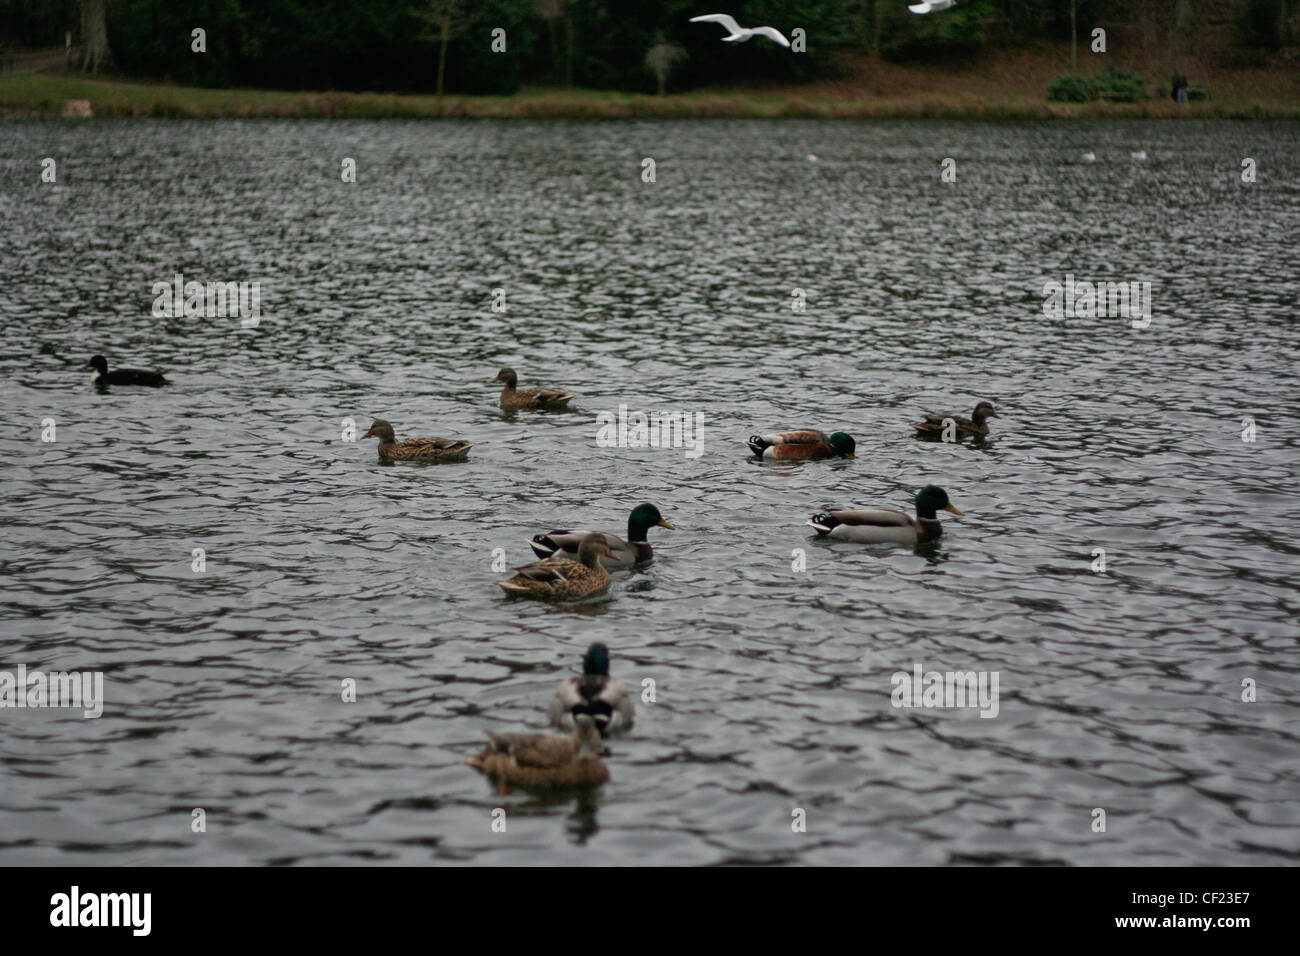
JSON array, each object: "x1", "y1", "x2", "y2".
[{"x1": 1172, "y1": 74, "x2": 1189, "y2": 104}]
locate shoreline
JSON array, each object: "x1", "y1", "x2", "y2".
[{"x1": 3, "y1": 72, "x2": 1297, "y2": 122}]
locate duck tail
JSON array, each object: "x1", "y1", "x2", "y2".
[
  {"x1": 807, "y1": 513, "x2": 839, "y2": 535},
  {"x1": 747, "y1": 435, "x2": 769, "y2": 458},
  {"x1": 530, "y1": 534, "x2": 558, "y2": 559}
]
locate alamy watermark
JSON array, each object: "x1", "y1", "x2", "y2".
[
  {"x1": 1042, "y1": 274, "x2": 1151, "y2": 329},
  {"x1": 0, "y1": 664, "x2": 103, "y2": 718},
  {"x1": 890, "y1": 662, "x2": 999, "y2": 718},
  {"x1": 151, "y1": 272, "x2": 261, "y2": 327},
  {"x1": 595, "y1": 404, "x2": 704, "y2": 459}
]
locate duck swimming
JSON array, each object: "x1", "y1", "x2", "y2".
[
  {"x1": 529, "y1": 503, "x2": 674, "y2": 569},
  {"x1": 83, "y1": 355, "x2": 168, "y2": 388},
  {"x1": 808, "y1": 485, "x2": 964, "y2": 545},
  {"x1": 549, "y1": 642, "x2": 634, "y2": 736},
  {"x1": 466, "y1": 714, "x2": 609, "y2": 791},
  {"x1": 748, "y1": 430, "x2": 855, "y2": 461},
  {"x1": 913, "y1": 402, "x2": 997, "y2": 440},
  {"x1": 361, "y1": 419, "x2": 472, "y2": 462},
  {"x1": 497, "y1": 533, "x2": 619, "y2": 600},
  {"x1": 489, "y1": 367, "x2": 575, "y2": 411}
]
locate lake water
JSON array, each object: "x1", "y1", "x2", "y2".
[{"x1": 1, "y1": 118, "x2": 1297, "y2": 865}]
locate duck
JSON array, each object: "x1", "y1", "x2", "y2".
[
  {"x1": 549, "y1": 642, "x2": 635, "y2": 736},
  {"x1": 361, "y1": 419, "x2": 472, "y2": 462},
  {"x1": 529, "y1": 503, "x2": 674, "y2": 569},
  {"x1": 497, "y1": 533, "x2": 619, "y2": 600},
  {"x1": 748, "y1": 430, "x2": 855, "y2": 461},
  {"x1": 489, "y1": 367, "x2": 575, "y2": 411},
  {"x1": 912, "y1": 402, "x2": 997, "y2": 439},
  {"x1": 465, "y1": 714, "x2": 609, "y2": 791},
  {"x1": 83, "y1": 355, "x2": 168, "y2": 388},
  {"x1": 808, "y1": 485, "x2": 964, "y2": 545}
]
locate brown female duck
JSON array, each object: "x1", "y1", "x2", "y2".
[
  {"x1": 913, "y1": 402, "x2": 998, "y2": 440},
  {"x1": 496, "y1": 533, "x2": 619, "y2": 600},
  {"x1": 489, "y1": 367, "x2": 575, "y2": 411},
  {"x1": 465, "y1": 714, "x2": 609, "y2": 791},
  {"x1": 362, "y1": 419, "x2": 472, "y2": 462}
]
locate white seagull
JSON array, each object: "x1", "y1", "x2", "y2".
[
  {"x1": 909, "y1": 0, "x2": 957, "y2": 13},
  {"x1": 689, "y1": 14, "x2": 791, "y2": 48},
  {"x1": 1131, "y1": 150, "x2": 1148, "y2": 161}
]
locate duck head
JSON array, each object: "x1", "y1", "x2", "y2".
[
  {"x1": 627, "y1": 503, "x2": 675, "y2": 540},
  {"x1": 828, "y1": 432, "x2": 856, "y2": 458},
  {"x1": 971, "y1": 402, "x2": 997, "y2": 424},
  {"x1": 915, "y1": 485, "x2": 964, "y2": 520},
  {"x1": 362, "y1": 420, "x2": 396, "y2": 443},
  {"x1": 83, "y1": 355, "x2": 108, "y2": 376},
  {"x1": 576, "y1": 533, "x2": 620, "y2": 568},
  {"x1": 489, "y1": 367, "x2": 518, "y2": 388},
  {"x1": 572, "y1": 714, "x2": 602, "y2": 757},
  {"x1": 582, "y1": 642, "x2": 611, "y2": 677}
]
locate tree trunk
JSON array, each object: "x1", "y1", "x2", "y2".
[
  {"x1": 80, "y1": 0, "x2": 113, "y2": 74},
  {"x1": 437, "y1": 17, "x2": 449, "y2": 98},
  {"x1": 547, "y1": 19, "x2": 560, "y2": 84},
  {"x1": 1070, "y1": 0, "x2": 1077, "y2": 71},
  {"x1": 564, "y1": 13, "x2": 573, "y2": 87}
]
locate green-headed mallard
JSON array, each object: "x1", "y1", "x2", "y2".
[
  {"x1": 497, "y1": 533, "x2": 618, "y2": 600},
  {"x1": 361, "y1": 419, "x2": 472, "y2": 462},
  {"x1": 913, "y1": 402, "x2": 997, "y2": 439},
  {"x1": 529, "y1": 503, "x2": 674, "y2": 569},
  {"x1": 465, "y1": 714, "x2": 609, "y2": 791},
  {"x1": 748, "y1": 430, "x2": 855, "y2": 461},
  {"x1": 808, "y1": 485, "x2": 964, "y2": 545},
  {"x1": 489, "y1": 367, "x2": 575, "y2": 411},
  {"x1": 549, "y1": 642, "x2": 634, "y2": 736},
  {"x1": 83, "y1": 355, "x2": 168, "y2": 388}
]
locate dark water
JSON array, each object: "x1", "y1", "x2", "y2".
[{"x1": 1, "y1": 118, "x2": 1298, "y2": 865}]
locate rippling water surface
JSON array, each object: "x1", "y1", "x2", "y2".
[{"x1": 1, "y1": 118, "x2": 1298, "y2": 865}]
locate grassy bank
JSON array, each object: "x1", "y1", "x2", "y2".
[{"x1": 3, "y1": 45, "x2": 1298, "y2": 120}]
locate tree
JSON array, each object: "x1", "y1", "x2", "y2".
[
  {"x1": 413, "y1": 0, "x2": 478, "y2": 98},
  {"x1": 79, "y1": 0, "x2": 113, "y2": 74},
  {"x1": 535, "y1": 0, "x2": 576, "y2": 86},
  {"x1": 645, "y1": 42, "x2": 686, "y2": 96},
  {"x1": 1069, "y1": 0, "x2": 1077, "y2": 70}
]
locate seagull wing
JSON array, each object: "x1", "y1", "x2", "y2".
[
  {"x1": 690, "y1": 13, "x2": 743, "y2": 35},
  {"x1": 751, "y1": 26, "x2": 790, "y2": 47},
  {"x1": 908, "y1": 2, "x2": 934, "y2": 12}
]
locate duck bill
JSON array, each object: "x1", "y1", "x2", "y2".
[
  {"x1": 488, "y1": 375, "x2": 502, "y2": 384},
  {"x1": 657, "y1": 519, "x2": 676, "y2": 530},
  {"x1": 847, "y1": 453, "x2": 856, "y2": 459},
  {"x1": 606, "y1": 550, "x2": 625, "y2": 562},
  {"x1": 361, "y1": 428, "x2": 375, "y2": 439},
  {"x1": 944, "y1": 504, "x2": 965, "y2": 515}
]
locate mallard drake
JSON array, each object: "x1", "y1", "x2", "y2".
[
  {"x1": 489, "y1": 367, "x2": 575, "y2": 411},
  {"x1": 808, "y1": 485, "x2": 963, "y2": 545},
  {"x1": 497, "y1": 533, "x2": 619, "y2": 600},
  {"x1": 748, "y1": 430, "x2": 855, "y2": 461},
  {"x1": 83, "y1": 355, "x2": 168, "y2": 387},
  {"x1": 529, "y1": 503, "x2": 674, "y2": 569},
  {"x1": 466, "y1": 714, "x2": 609, "y2": 791},
  {"x1": 361, "y1": 419, "x2": 472, "y2": 462},
  {"x1": 913, "y1": 402, "x2": 997, "y2": 439},
  {"x1": 549, "y1": 642, "x2": 635, "y2": 736}
]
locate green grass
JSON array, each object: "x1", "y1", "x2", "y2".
[{"x1": 2, "y1": 72, "x2": 1298, "y2": 120}]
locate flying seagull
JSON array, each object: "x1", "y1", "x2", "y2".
[
  {"x1": 909, "y1": 0, "x2": 957, "y2": 13},
  {"x1": 689, "y1": 14, "x2": 791, "y2": 48}
]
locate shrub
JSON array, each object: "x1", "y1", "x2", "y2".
[
  {"x1": 1091, "y1": 65, "x2": 1147, "y2": 101},
  {"x1": 1047, "y1": 72, "x2": 1095, "y2": 102}
]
